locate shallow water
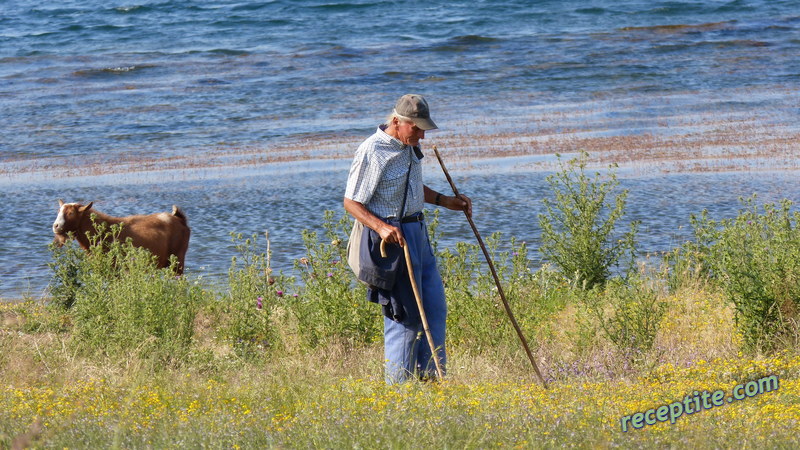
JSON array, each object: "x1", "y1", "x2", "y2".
[{"x1": 4, "y1": 158, "x2": 800, "y2": 298}]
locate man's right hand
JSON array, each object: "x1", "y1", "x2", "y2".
[
  {"x1": 344, "y1": 197, "x2": 406, "y2": 247},
  {"x1": 378, "y1": 223, "x2": 405, "y2": 247}
]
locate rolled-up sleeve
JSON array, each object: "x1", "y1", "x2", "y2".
[{"x1": 345, "y1": 145, "x2": 381, "y2": 205}]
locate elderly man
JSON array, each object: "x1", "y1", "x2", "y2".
[{"x1": 344, "y1": 94, "x2": 471, "y2": 383}]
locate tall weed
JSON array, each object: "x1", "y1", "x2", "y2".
[
  {"x1": 48, "y1": 238, "x2": 86, "y2": 310},
  {"x1": 223, "y1": 232, "x2": 292, "y2": 357},
  {"x1": 538, "y1": 151, "x2": 638, "y2": 289},
  {"x1": 584, "y1": 275, "x2": 667, "y2": 359}
]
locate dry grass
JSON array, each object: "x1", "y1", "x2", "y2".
[{"x1": 655, "y1": 285, "x2": 740, "y2": 364}]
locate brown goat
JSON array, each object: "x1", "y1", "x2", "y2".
[{"x1": 52, "y1": 200, "x2": 191, "y2": 274}]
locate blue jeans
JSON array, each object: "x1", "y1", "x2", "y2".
[{"x1": 384, "y1": 219, "x2": 447, "y2": 384}]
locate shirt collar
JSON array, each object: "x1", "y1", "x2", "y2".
[{"x1": 377, "y1": 125, "x2": 424, "y2": 160}]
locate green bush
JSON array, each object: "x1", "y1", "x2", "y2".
[
  {"x1": 538, "y1": 152, "x2": 638, "y2": 289},
  {"x1": 42, "y1": 192, "x2": 799, "y2": 369},
  {"x1": 57, "y1": 222, "x2": 202, "y2": 364},
  {"x1": 688, "y1": 196, "x2": 800, "y2": 351},
  {"x1": 290, "y1": 211, "x2": 379, "y2": 347},
  {"x1": 440, "y1": 238, "x2": 510, "y2": 349}
]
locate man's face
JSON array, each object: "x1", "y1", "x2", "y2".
[{"x1": 395, "y1": 119, "x2": 426, "y2": 147}]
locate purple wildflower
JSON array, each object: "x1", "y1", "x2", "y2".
[
  {"x1": 256, "y1": 296, "x2": 263, "y2": 309},
  {"x1": 276, "y1": 290, "x2": 284, "y2": 297}
]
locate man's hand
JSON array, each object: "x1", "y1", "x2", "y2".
[
  {"x1": 377, "y1": 222, "x2": 405, "y2": 247},
  {"x1": 441, "y1": 193, "x2": 472, "y2": 217},
  {"x1": 451, "y1": 193, "x2": 472, "y2": 218},
  {"x1": 424, "y1": 185, "x2": 473, "y2": 217},
  {"x1": 344, "y1": 197, "x2": 406, "y2": 247}
]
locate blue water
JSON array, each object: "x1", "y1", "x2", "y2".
[{"x1": 2, "y1": 0, "x2": 800, "y2": 297}]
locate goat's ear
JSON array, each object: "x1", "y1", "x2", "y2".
[
  {"x1": 80, "y1": 202, "x2": 94, "y2": 212},
  {"x1": 58, "y1": 199, "x2": 64, "y2": 207}
]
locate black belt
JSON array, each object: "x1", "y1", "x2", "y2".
[{"x1": 401, "y1": 212, "x2": 424, "y2": 223}]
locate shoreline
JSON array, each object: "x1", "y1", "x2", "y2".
[
  {"x1": 4, "y1": 85, "x2": 798, "y2": 184},
  {"x1": 3, "y1": 120, "x2": 798, "y2": 186}
]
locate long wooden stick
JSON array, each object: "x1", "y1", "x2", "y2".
[
  {"x1": 381, "y1": 240, "x2": 445, "y2": 380},
  {"x1": 432, "y1": 145, "x2": 548, "y2": 388}
]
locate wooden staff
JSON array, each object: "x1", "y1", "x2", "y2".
[
  {"x1": 432, "y1": 145, "x2": 548, "y2": 388},
  {"x1": 380, "y1": 240, "x2": 445, "y2": 380}
]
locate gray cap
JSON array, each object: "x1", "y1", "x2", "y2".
[{"x1": 393, "y1": 94, "x2": 438, "y2": 130}]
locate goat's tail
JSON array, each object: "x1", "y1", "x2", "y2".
[{"x1": 172, "y1": 205, "x2": 189, "y2": 226}]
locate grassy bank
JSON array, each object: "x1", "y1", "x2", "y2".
[
  {"x1": 3, "y1": 157, "x2": 800, "y2": 447},
  {"x1": 1, "y1": 296, "x2": 798, "y2": 448},
  {"x1": 2, "y1": 230, "x2": 799, "y2": 448}
]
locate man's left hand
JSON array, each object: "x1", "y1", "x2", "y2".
[{"x1": 449, "y1": 194, "x2": 472, "y2": 217}]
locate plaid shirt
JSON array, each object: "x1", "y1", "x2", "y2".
[{"x1": 345, "y1": 126, "x2": 424, "y2": 219}]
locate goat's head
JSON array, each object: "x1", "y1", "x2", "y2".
[{"x1": 52, "y1": 199, "x2": 93, "y2": 238}]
